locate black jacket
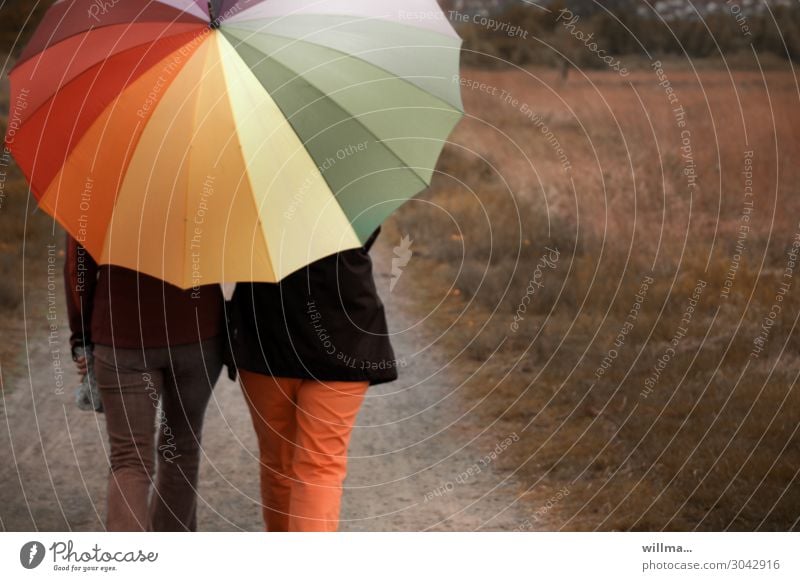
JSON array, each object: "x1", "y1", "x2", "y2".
[{"x1": 228, "y1": 229, "x2": 398, "y2": 385}]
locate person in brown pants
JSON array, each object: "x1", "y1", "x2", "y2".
[{"x1": 64, "y1": 235, "x2": 225, "y2": 531}]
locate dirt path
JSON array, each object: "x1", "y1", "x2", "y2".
[{"x1": 0, "y1": 234, "x2": 531, "y2": 531}]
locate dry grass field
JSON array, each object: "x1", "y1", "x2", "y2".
[
  {"x1": 0, "y1": 51, "x2": 54, "y2": 382},
  {"x1": 1, "y1": 52, "x2": 798, "y2": 530},
  {"x1": 394, "y1": 62, "x2": 800, "y2": 530}
]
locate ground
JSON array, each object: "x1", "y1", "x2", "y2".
[{"x1": 0, "y1": 226, "x2": 542, "y2": 532}]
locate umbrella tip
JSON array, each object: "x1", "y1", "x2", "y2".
[{"x1": 208, "y1": 1, "x2": 220, "y2": 29}]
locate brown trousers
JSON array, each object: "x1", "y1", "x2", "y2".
[{"x1": 94, "y1": 338, "x2": 222, "y2": 531}]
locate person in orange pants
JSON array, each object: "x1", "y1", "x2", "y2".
[
  {"x1": 229, "y1": 229, "x2": 398, "y2": 532},
  {"x1": 239, "y1": 373, "x2": 369, "y2": 532}
]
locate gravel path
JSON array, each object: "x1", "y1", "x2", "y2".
[{"x1": 0, "y1": 235, "x2": 531, "y2": 531}]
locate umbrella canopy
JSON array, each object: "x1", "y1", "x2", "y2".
[{"x1": 6, "y1": 0, "x2": 463, "y2": 288}]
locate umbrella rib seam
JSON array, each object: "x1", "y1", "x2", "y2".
[
  {"x1": 220, "y1": 29, "x2": 434, "y2": 191},
  {"x1": 214, "y1": 34, "x2": 279, "y2": 281},
  {"x1": 225, "y1": 11, "x2": 461, "y2": 43},
  {"x1": 183, "y1": 36, "x2": 214, "y2": 288},
  {"x1": 14, "y1": 17, "x2": 209, "y2": 70},
  {"x1": 92, "y1": 35, "x2": 212, "y2": 278},
  {"x1": 10, "y1": 25, "x2": 210, "y2": 133},
  {"x1": 223, "y1": 22, "x2": 463, "y2": 111}
]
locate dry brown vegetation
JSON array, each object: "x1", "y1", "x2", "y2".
[
  {"x1": 394, "y1": 64, "x2": 800, "y2": 530},
  {"x1": 459, "y1": 1, "x2": 800, "y2": 68},
  {"x1": 0, "y1": 52, "x2": 54, "y2": 387}
]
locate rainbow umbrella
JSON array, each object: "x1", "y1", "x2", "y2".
[{"x1": 5, "y1": 0, "x2": 463, "y2": 288}]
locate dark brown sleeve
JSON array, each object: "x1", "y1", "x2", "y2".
[{"x1": 63, "y1": 233, "x2": 97, "y2": 359}]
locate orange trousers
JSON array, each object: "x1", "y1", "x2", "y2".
[{"x1": 239, "y1": 371, "x2": 369, "y2": 532}]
